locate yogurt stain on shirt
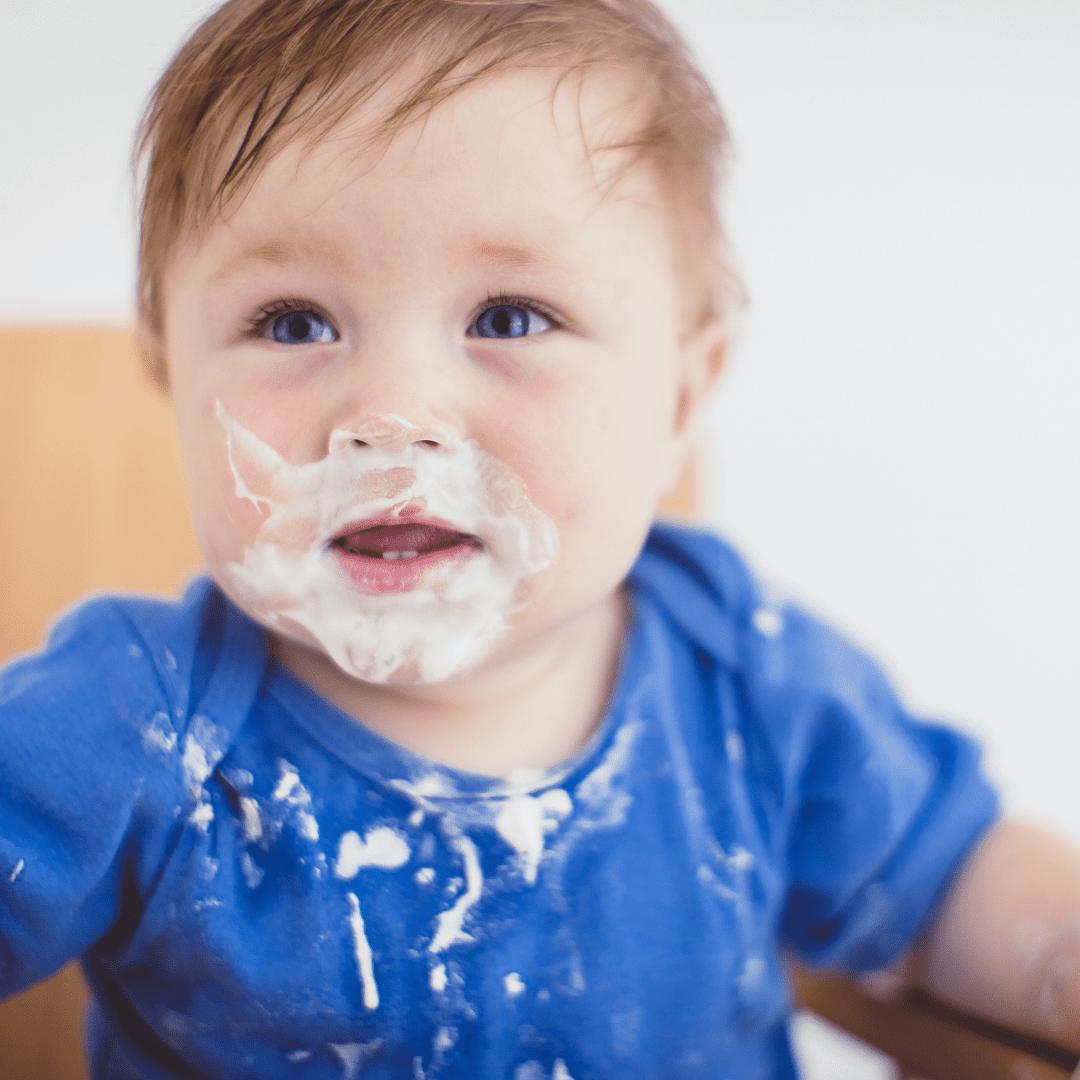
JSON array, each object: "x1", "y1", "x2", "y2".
[
  {"x1": 189, "y1": 802, "x2": 214, "y2": 835},
  {"x1": 346, "y1": 892, "x2": 380, "y2": 1009},
  {"x1": 494, "y1": 788, "x2": 573, "y2": 885},
  {"x1": 239, "y1": 797, "x2": 262, "y2": 843},
  {"x1": 181, "y1": 715, "x2": 226, "y2": 834},
  {"x1": 272, "y1": 760, "x2": 320, "y2": 842},
  {"x1": 515, "y1": 1060, "x2": 574, "y2": 1080},
  {"x1": 141, "y1": 712, "x2": 177, "y2": 756},
  {"x1": 330, "y1": 1039, "x2": 381, "y2": 1080},
  {"x1": 240, "y1": 851, "x2": 264, "y2": 890},
  {"x1": 429, "y1": 833, "x2": 483, "y2": 954},
  {"x1": 751, "y1": 606, "x2": 784, "y2": 638},
  {"x1": 334, "y1": 826, "x2": 411, "y2": 880}
]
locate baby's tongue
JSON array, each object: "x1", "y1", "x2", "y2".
[{"x1": 339, "y1": 522, "x2": 468, "y2": 559}]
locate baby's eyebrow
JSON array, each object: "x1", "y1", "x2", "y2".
[
  {"x1": 471, "y1": 241, "x2": 539, "y2": 270},
  {"x1": 470, "y1": 240, "x2": 552, "y2": 270},
  {"x1": 210, "y1": 238, "x2": 346, "y2": 283}
]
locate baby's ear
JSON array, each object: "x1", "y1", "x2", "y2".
[
  {"x1": 135, "y1": 322, "x2": 171, "y2": 394},
  {"x1": 673, "y1": 315, "x2": 728, "y2": 438},
  {"x1": 658, "y1": 317, "x2": 728, "y2": 501}
]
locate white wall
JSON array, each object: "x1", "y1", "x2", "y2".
[
  {"x1": 0, "y1": 1, "x2": 220, "y2": 321},
  {"x1": 2, "y1": 2, "x2": 1078, "y2": 843}
]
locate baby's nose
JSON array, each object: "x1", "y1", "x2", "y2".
[{"x1": 327, "y1": 413, "x2": 462, "y2": 455}]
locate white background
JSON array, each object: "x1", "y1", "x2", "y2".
[{"x1": 2, "y1": 1, "x2": 1078, "y2": 842}]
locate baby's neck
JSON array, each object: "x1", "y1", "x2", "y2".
[{"x1": 270, "y1": 588, "x2": 630, "y2": 778}]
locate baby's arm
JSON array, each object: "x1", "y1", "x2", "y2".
[
  {"x1": 0, "y1": 596, "x2": 192, "y2": 997},
  {"x1": 908, "y1": 819, "x2": 1080, "y2": 1070}
]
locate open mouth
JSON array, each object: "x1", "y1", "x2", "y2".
[{"x1": 330, "y1": 520, "x2": 484, "y2": 593}]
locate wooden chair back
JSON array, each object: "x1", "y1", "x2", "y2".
[
  {"x1": 793, "y1": 966, "x2": 1077, "y2": 1080},
  {"x1": 1, "y1": 327, "x2": 1075, "y2": 1080},
  {"x1": 0, "y1": 326, "x2": 201, "y2": 1079}
]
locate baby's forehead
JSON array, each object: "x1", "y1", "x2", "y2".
[
  {"x1": 285, "y1": 64, "x2": 654, "y2": 201},
  {"x1": 205, "y1": 66, "x2": 670, "y2": 257}
]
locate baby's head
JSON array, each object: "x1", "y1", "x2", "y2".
[{"x1": 137, "y1": 0, "x2": 740, "y2": 686}]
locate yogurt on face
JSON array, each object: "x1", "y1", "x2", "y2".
[{"x1": 216, "y1": 403, "x2": 558, "y2": 684}]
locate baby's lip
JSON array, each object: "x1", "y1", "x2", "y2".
[{"x1": 330, "y1": 516, "x2": 484, "y2": 559}]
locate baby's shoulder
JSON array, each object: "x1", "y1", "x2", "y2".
[
  {"x1": 0, "y1": 577, "x2": 265, "y2": 754},
  {"x1": 58, "y1": 574, "x2": 214, "y2": 657},
  {"x1": 633, "y1": 523, "x2": 908, "y2": 743},
  {"x1": 2, "y1": 577, "x2": 215, "y2": 703},
  {"x1": 635, "y1": 523, "x2": 878, "y2": 678},
  {"x1": 0, "y1": 579, "x2": 270, "y2": 850}
]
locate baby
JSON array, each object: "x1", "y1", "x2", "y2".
[{"x1": 3, "y1": 1, "x2": 1080, "y2": 1078}]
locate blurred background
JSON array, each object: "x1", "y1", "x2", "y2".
[{"x1": 2, "y1": 3, "x2": 1078, "y2": 1077}]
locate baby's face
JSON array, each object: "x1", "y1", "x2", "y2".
[{"x1": 162, "y1": 68, "x2": 718, "y2": 685}]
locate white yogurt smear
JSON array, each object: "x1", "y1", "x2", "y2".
[
  {"x1": 516, "y1": 1062, "x2": 574, "y2": 1080},
  {"x1": 346, "y1": 891, "x2": 380, "y2": 1009},
  {"x1": 331, "y1": 1039, "x2": 381, "y2": 1080},
  {"x1": 217, "y1": 404, "x2": 558, "y2": 684},
  {"x1": 429, "y1": 833, "x2": 483, "y2": 954},
  {"x1": 334, "y1": 826, "x2": 411, "y2": 879},
  {"x1": 495, "y1": 788, "x2": 573, "y2": 884}
]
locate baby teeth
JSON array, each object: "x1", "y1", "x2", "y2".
[{"x1": 380, "y1": 550, "x2": 419, "y2": 560}]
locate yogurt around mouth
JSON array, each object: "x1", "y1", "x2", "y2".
[{"x1": 215, "y1": 403, "x2": 559, "y2": 684}]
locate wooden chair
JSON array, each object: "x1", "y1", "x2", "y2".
[
  {"x1": 0, "y1": 327, "x2": 1075, "y2": 1080},
  {"x1": 793, "y1": 966, "x2": 1077, "y2": 1080},
  {"x1": 0, "y1": 326, "x2": 202, "y2": 1080}
]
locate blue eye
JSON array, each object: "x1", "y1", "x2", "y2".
[
  {"x1": 473, "y1": 304, "x2": 552, "y2": 339},
  {"x1": 269, "y1": 309, "x2": 336, "y2": 344}
]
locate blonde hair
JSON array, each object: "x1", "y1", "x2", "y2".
[{"x1": 135, "y1": 0, "x2": 742, "y2": 386}]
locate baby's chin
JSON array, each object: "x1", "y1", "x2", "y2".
[
  {"x1": 372, "y1": 655, "x2": 425, "y2": 686},
  {"x1": 267, "y1": 620, "x2": 492, "y2": 692}
]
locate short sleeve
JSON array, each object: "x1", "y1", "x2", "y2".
[
  {"x1": 0, "y1": 597, "x2": 189, "y2": 995},
  {"x1": 633, "y1": 523, "x2": 1000, "y2": 974},
  {"x1": 753, "y1": 604, "x2": 999, "y2": 972}
]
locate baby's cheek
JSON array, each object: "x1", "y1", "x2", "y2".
[
  {"x1": 268, "y1": 518, "x2": 322, "y2": 551},
  {"x1": 188, "y1": 476, "x2": 261, "y2": 569},
  {"x1": 547, "y1": 493, "x2": 586, "y2": 534},
  {"x1": 554, "y1": 502, "x2": 649, "y2": 594}
]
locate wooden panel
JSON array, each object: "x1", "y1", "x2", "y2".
[
  {"x1": 0, "y1": 966, "x2": 90, "y2": 1080},
  {"x1": 0, "y1": 326, "x2": 202, "y2": 661}
]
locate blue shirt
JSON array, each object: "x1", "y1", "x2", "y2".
[{"x1": 0, "y1": 524, "x2": 998, "y2": 1080}]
